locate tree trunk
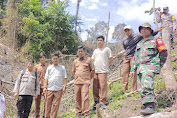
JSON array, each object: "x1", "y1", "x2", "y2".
[
  {"x1": 161, "y1": 25, "x2": 177, "y2": 92},
  {"x1": 6, "y1": 0, "x2": 18, "y2": 49}
]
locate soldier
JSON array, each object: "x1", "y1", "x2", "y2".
[
  {"x1": 35, "y1": 53, "x2": 49, "y2": 118},
  {"x1": 118, "y1": 25, "x2": 160, "y2": 93},
  {"x1": 92, "y1": 36, "x2": 113, "y2": 109},
  {"x1": 13, "y1": 59, "x2": 40, "y2": 118},
  {"x1": 44, "y1": 53, "x2": 67, "y2": 118},
  {"x1": 157, "y1": 6, "x2": 176, "y2": 49},
  {"x1": 72, "y1": 45, "x2": 95, "y2": 118},
  {"x1": 130, "y1": 23, "x2": 168, "y2": 115}
]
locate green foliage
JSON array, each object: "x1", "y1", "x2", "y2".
[
  {"x1": 18, "y1": 0, "x2": 78, "y2": 60},
  {"x1": 0, "y1": 8, "x2": 5, "y2": 26},
  {"x1": 57, "y1": 111, "x2": 75, "y2": 118}
]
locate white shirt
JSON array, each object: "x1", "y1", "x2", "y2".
[
  {"x1": 92, "y1": 47, "x2": 112, "y2": 73},
  {"x1": 0, "y1": 93, "x2": 5, "y2": 118},
  {"x1": 45, "y1": 64, "x2": 67, "y2": 91}
]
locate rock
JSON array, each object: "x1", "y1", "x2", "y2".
[{"x1": 130, "y1": 110, "x2": 177, "y2": 118}]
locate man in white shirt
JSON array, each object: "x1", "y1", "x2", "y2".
[
  {"x1": 0, "y1": 80, "x2": 5, "y2": 118},
  {"x1": 92, "y1": 36, "x2": 113, "y2": 109},
  {"x1": 44, "y1": 54, "x2": 67, "y2": 118}
]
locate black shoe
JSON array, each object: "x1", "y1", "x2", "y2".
[
  {"x1": 93, "y1": 101, "x2": 99, "y2": 110},
  {"x1": 140, "y1": 102, "x2": 155, "y2": 115}
]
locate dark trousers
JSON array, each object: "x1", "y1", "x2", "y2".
[{"x1": 16, "y1": 95, "x2": 33, "y2": 118}]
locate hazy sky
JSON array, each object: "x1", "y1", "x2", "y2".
[{"x1": 66, "y1": 0, "x2": 177, "y2": 41}]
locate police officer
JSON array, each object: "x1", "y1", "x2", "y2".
[
  {"x1": 157, "y1": 6, "x2": 177, "y2": 49},
  {"x1": 14, "y1": 59, "x2": 40, "y2": 118}
]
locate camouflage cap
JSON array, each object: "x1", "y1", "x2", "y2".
[{"x1": 138, "y1": 22, "x2": 153, "y2": 33}]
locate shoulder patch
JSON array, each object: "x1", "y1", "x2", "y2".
[{"x1": 156, "y1": 38, "x2": 167, "y2": 52}]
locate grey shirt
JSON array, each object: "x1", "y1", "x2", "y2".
[
  {"x1": 45, "y1": 64, "x2": 67, "y2": 91},
  {"x1": 13, "y1": 69, "x2": 40, "y2": 96}
]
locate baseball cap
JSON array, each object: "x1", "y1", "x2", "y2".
[
  {"x1": 124, "y1": 25, "x2": 132, "y2": 30},
  {"x1": 163, "y1": 6, "x2": 169, "y2": 10}
]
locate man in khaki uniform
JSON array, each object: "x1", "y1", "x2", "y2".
[
  {"x1": 35, "y1": 53, "x2": 49, "y2": 118},
  {"x1": 44, "y1": 54, "x2": 67, "y2": 118},
  {"x1": 72, "y1": 45, "x2": 95, "y2": 118},
  {"x1": 92, "y1": 36, "x2": 113, "y2": 109}
]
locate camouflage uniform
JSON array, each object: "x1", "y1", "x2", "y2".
[{"x1": 131, "y1": 35, "x2": 168, "y2": 105}]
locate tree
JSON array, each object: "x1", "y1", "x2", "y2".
[
  {"x1": 161, "y1": 25, "x2": 177, "y2": 92},
  {"x1": 86, "y1": 21, "x2": 108, "y2": 43},
  {"x1": 18, "y1": 0, "x2": 78, "y2": 60},
  {"x1": 112, "y1": 23, "x2": 126, "y2": 41},
  {"x1": 0, "y1": 0, "x2": 7, "y2": 10}
]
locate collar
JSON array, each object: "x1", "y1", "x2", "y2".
[
  {"x1": 79, "y1": 56, "x2": 86, "y2": 61},
  {"x1": 143, "y1": 35, "x2": 153, "y2": 42},
  {"x1": 51, "y1": 64, "x2": 60, "y2": 67},
  {"x1": 40, "y1": 63, "x2": 46, "y2": 66}
]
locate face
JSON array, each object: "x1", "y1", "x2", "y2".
[
  {"x1": 52, "y1": 56, "x2": 59, "y2": 65},
  {"x1": 40, "y1": 56, "x2": 46, "y2": 63},
  {"x1": 27, "y1": 62, "x2": 34, "y2": 70},
  {"x1": 97, "y1": 38, "x2": 104, "y2": 48},
  {"x1": 124, "y1": 29, "x2": 133, "y2": 37},
  {"x1": 140, "y1": 27, "x2": 152, "y2": 38},
  {"x1": 77, "y1": 48, "x2": 85, "y2": 58},
  {"x1": 163, "y1": 9, "x2": 169, "y2": 13}
]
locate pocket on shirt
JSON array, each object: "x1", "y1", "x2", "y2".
[
  {"x1": 146, "y1": 45, "x2": 156, "y2": 56},
  {"x1": 21, "y1": 77, "x2": 28, "y2": 82},
  {"x1": 83, "y1": 64, "x2": 89, "y2": 70}
]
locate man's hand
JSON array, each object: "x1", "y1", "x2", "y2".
[
  {"x1": 13, "y1": 93, "x2": 18, "y2": 99},
  {"x1": 93, "y1": 74, "x2": 97, "y2": 79},
  {"x1": 130, "y1": 72, "x2": 135, "y2": 78},
  {"x1": 43, "y1": 88, "x2": 47, "y2": 94},
  {"x1": 63, "y1": 87, "x2": 66, "y2": 94},
  {"x1": 173, "y1": 29, "x2": 176, "y2": 33},
  {"x1": 158, "y1": 26, "x2": 163, "y2": 32},
  {"x1": 34, "y1": 95, "x2": 38, "y2": 100}
]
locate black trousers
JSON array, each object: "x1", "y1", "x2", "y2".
[{"x1": 16, "y1": 95, "x2": 33, "y2": 118}]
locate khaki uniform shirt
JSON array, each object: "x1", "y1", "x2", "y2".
[
  {"x1": 13, "y1": 69, "x2": 40, "y2": 96},
  {"x1": 35, "y1": 63, "x2": 49, "y2": 88},
  {"x1": 72, "y1": 56, "x2": 94, "y2": 85}
]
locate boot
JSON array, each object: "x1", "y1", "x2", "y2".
[{"x1": 140, "y1": 102, "x2": 155, "y2": 115}]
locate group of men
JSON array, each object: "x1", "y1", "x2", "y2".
[
  {"x1": 12, "y1": 35, "x2": 112, "y2": 118},
  {"x1": 13, "y1": 53, "x2": 67, "y2": 118},
  {"x1": 0, "y1": 6, "x2": 175, "y2": 118},
  {"x1": 118, "y1": 6, "x2": 175, "y2": 115}
]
